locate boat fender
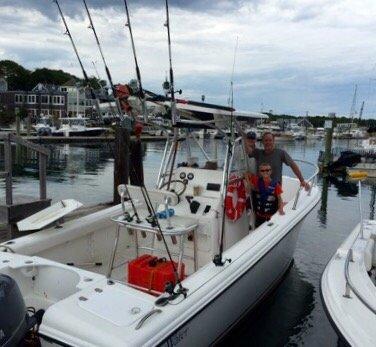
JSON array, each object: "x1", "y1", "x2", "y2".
[{"x1": 225, "y1": 176, "x2": 246, "y2": 221}]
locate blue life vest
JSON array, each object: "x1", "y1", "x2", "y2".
[{"x1": 253, "y1": 177, "x2": 278, "y2": 217}]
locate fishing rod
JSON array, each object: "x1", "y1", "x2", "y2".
[
  {"x1": 213, "y1": 38, "x2": 239, "y2": 267},
  {"x1": 82, "y1": 0, "x2": 124, "y2": 120},
  {"x1": 122, "y1": 0, "x2": 148, "y2": 123},
  {"x1": 53, "y1": 0, "x2": 101, "y2": 115},
  {"x1": 164, "y1": 0, "x2": 179, "y2": 191}
]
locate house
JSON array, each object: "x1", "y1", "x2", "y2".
[
  {"x1": 0, "y1": 83, "x2": 68, "y2": 120},
  {"x1": 60, "y1": 79, "x2": 94, "y2": 116}
]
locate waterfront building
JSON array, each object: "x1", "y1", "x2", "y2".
[
  {"x1": 60, "y1": 79, "x2": 94, "y2": 117},
  {"x1": 0, "y1": 83, "x2": 67, "y2": 121}
]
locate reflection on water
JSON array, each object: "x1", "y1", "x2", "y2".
[
  {"x1": 1, "y1": 139, "x2": 376, "y2": 345},
  {"x1": 219, "y1": 264, "x2": 316, "y2": 346}
]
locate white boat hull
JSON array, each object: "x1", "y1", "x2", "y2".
[
  {"x1": 160, "y1": 220, "x2": 302, "y2": 346},
  {"x1": 321, "y1": 221, "x2": 376, "y2": 347}
]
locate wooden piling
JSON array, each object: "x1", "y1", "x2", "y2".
[
  {"x1": 129, "y1": 139, "x2": 144, "y2": 186},
  {"x1": 113, "y1": 126, "x2": 130, "y2": 204},
  {"x1": 323, "y1": 114, "x2": 334, "y2": 170}
]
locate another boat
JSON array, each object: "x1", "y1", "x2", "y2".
[
  {"x1": 34, "y1": 115, "x2": 107, "y2": 137},
  {"x1": 321, "y1": 207, "x2": 376, "y2": 346},
  {"x1": 0, "y1": 130, "x2": 320, "y2": 346}
]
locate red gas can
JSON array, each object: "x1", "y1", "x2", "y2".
[{"x1": 128, "y1": 254, "x2": 185, "y2": 293}]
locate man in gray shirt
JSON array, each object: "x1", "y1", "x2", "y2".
[{"x1": 245, "y1": 131, "x2": 310, "y2": 189}]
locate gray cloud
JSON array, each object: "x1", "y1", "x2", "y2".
[{"x1": 1, "y1": 0, "x2": 249, "y2": 20}]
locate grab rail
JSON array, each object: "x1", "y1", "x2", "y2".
[
  {"x1": 343, "y1": 181, "x2": 376, "y2": 315},
  {"x1": 291, "y1": 159, "x2": 319, "y2": 210}
]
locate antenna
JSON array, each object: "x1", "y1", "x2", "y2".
[{"x1": 213, "y1": 37, "x2": 239, "y2": 267}]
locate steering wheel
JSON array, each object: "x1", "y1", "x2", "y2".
[{"x1": 160, "y1": 179, "x2": 188, "y2": 199}]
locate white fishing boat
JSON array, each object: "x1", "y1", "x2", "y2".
[
  {"x1": 321, "y1": 183, "x2": 376, "y2": 346},
  {"x1": 0, "y1": 129, "x2": 320, "y2": 346},
  {"x1": 35, "y1": 115, "x2": 106, "y2": 137}
]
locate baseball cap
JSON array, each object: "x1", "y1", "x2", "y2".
[{"x1": 246, "y1": 131, "x2": 257, "y2": 140}]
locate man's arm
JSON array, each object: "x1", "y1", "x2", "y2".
[
  {"x1": 282, "y1": 150, "x2": 310, "y2": 190},
  {"x1": 290, "y1": 161, "x2": 310, "y2": 190}
]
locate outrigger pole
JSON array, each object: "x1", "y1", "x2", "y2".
[
  {"x1": 53, "y1": 0, "x2": 101, "y2": 116},
  {"x1": 82, "y1": 0, "x2": 124, "y2": 119},
  {"x1": 123, "y1": 0, "x2": 148, "y2": 123}
]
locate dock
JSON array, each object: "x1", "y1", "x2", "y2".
[{"x1": 19, "y1": 135, "x2": 166, "y2": 144}]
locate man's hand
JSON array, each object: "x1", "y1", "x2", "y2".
[
  {"x1": 278, "y1": 207, "x2": 285, "y2": 215},
  {"x1": 300, "y1": 180, "x2": 310, "y2": 191}
]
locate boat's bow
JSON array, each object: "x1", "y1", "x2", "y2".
[{"x1": 321, "y1": 220, "x2": 376, "y2": 346}]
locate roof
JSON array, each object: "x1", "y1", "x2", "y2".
[{"x1": 62, "y1": 78, "x2": 80, "y2": 87}]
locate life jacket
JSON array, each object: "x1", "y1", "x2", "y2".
[{"x1": 253, "y1": 177, "x2": 278, "y2": 218}]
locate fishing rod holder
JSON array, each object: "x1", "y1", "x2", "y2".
[{"x1": 213, "y1": 254, "x2": 232, "y2": 267}]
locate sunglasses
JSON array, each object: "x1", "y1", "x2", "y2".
[{"x1": 260, "y1": 169, "x2": 271, "y2": 172}]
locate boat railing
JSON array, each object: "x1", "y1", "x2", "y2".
[
  {"x1": 291, "y1": 159, "x2": 319, "y2": 210},
  {"x1": 343, "y1": 181, "x2": 376, "y2": 315}
]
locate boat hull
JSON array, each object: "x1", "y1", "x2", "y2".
[
  {"x1": 159, "y1": 220, "x2": 303, "y2": 346},
  {"x1": 52, "y1": 129, "x2": 106, "y2": 137}
]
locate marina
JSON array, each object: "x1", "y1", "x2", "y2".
[{"x1": 1, "y1": 0, "x2": 376, "y2": 346}]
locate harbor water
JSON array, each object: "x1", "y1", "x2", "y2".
[{"x1": 0, "y1": 138, "x2": 372, "y2": 346}]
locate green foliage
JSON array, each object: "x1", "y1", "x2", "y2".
[
  {"x1": 29, "y1": 68, "x2": 78, "y2": 88},
  {"x1": 0, "y1": 60, "x2": 106, "y2": 91},
  {"x1": 16, "y1": 107, "x2": 28, "y2": 120},
  {"x1": 265, "y1": 112, "x2": 376, "y2": 128},
  {"x1": 0, "y1": 60, "x2": 30, "y2": 90},
  {"x1": 0, "y1": 109, "x2": 14, "y2": 126}
]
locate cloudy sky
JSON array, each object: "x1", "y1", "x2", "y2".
[{"x1": 1, "y1": 0, "x2": 376, "y2": 117}]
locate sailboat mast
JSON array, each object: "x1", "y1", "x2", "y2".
[
  {"x1": 82, "y1": 0, "x2": 123, "y2": 118},
  {"x1": 350, "y1": 84, "x2": 358, "y2": 122}
]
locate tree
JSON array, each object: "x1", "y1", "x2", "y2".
[{"x1": 0, "y1": 108, "x2": 14, "y2": 126}]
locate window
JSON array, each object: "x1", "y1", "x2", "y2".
[
  {"x1": 52, "y1": 109, "x2": 62, "y2": 118},
  {"x1": 27, "y1": 95, "x2": 36, "y2": 104},
  {"x1": 15, "y1": 94, "x2": 23, "y2": 103},
  {"x1": 28, "y1": 109, "x2": 37, "y2": 116},
  {"x1": 41, "y1": 95, "x2": 49, "y2": 104},
  {"x1": 52, "y1": 95, "x2": 65, "y2": 105},
  {"x1": 61, "y1": 87, "x2": 67, "y2": 92}
]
